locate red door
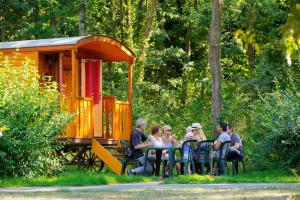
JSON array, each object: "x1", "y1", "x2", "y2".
[
  {"x1": 83, "y1": 60, "x2": 102, "y2": 137},
  {"x1": 85, "y1": 60, "x2": 101, "y2": 104}
]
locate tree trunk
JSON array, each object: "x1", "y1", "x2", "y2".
[
  {"x1": 133, "y1": 0, "x2": 146, "y2": 44},
  {"x1": 33, "y1": 2, "x2": 40, "y2": 38},
  {"x1": 79, "y1": 0, "x2": 86, "y2": 36},
  {"x1": 185, "y1": 22, "x2": 192, "y2": 59},
  {"x1": 136, "y1": 0, "x2": 158, "y2": 83},
  {"x1": 247, "y1": 42, "x2": 255, "y2": 68},
  {"x1": 124, "y1": 0, "x2": 133, "y2": 48},
  {"x1": 246, "y1": 14, "x2": 255, "y2": 68},
  {"x1": 0, "y1": 17, "x2": 4, "y2": 42},
  {"x1": 208, "y1": 0, "x2": 222, "y2": 126},
  {"x1": 182, "y1": 22, "x2": 192, "y2": 105},
  {"x1": 107, "y1": 0, "x2": 117, "y2": 88},
  {"x1": 0, "y1": 0, "x2": 4, "y2": 41},
  {"x1": 143, "y1": 0, "x2": 157, "y2": 39},
  {"x1": 50, "y1": 15, "x2": 57, "y2": 37},
  {"x1": 120, "y1": 0, "x2": 124, "y2": 42}
]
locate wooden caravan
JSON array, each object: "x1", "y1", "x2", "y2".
[{"x1": 0, "y1": 36, "x2": 135, "y2": 174}]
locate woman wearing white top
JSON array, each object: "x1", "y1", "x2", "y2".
[
  {"x1": 162, "y1": 125, "x2": 179, "y2": 148},
  {"x1": 160, "y1": 125, "x2": 181, "y2": 176},
  {"x1": 148, "y1": 125, "x2": 168, "y2": 159}
]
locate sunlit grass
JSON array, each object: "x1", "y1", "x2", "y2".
[
  {"x1": 0, "y1": 167, "x2": 299, "y2": 188},
  {"x1": 164, "y1": 170, "x2": 300, "y2": 184},
  {"x1": 0, "y1": 169, "x2": 159, "y2": 188}
]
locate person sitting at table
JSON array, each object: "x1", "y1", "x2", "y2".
[
  {"x1": 148, "y1": 125, "x2": 164, "y2": 148},
  {"x1": 191, "y1": 123, "x2": 206, "y2": 142},
  {"x1": 212, "y1": 122, "x2": 231, "y2": 175},
  {"x1": 148, "y1": 125, "x2": 167, "y2": 161},
  {"x1": 227, "y1": 124, "x2": 243, "y2": 160},
  {"x1": 177, "y1": 127, "x2": 195, "y2": 175},
  {"x1": 128, "y1": 119, "x2": 154, "y2": 176},
  {"x1": 178, "y1": 126, "x2": 193, "y2": 148},
  {"x1": 161, "y1": 125, "x2": 181, "y2": 176},
  {"x1": 162, "y1": 125, "x2": 178, "y2": 148}
]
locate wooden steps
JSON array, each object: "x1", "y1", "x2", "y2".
[{"x1": 91, "y1": 138, "x2": 123, "y2": 175}]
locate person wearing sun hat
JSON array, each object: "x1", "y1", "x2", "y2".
[{"x1": 191, "y1": 122, "x2": 206, "y2": 142}]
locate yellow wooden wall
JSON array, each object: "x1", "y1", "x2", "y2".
[{"x1": 0, "y1": 51, "x2": 39, "y2": 67}]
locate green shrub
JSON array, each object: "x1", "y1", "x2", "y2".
[
  {"x1": 247, "y1": 91, "x2": 300, "y2": 172},
  {"x1": 0, "y1": 57, "x2": 73, "y2": 177}
]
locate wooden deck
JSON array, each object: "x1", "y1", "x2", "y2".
[{"x1": 56, "y1": 137, "x2": 119, "y2": 146}]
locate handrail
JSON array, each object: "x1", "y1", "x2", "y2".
[
  {"x1": 103, "y1": 96, "x2": 130, "y2": 140},
  {"x1": 62, "y1": 96, "x2": 94, "y2": 138},
  {"x1": 61, "y1": 96, "x2": 130, "y2": 140}
]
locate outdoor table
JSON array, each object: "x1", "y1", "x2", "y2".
[{"x1": 143, "y1": 147, "x2": 176, "y2": 177}]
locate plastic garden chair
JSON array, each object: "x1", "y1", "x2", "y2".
[
  {"x1": 227, "y1": 141, "x2": 246, "y2": 175},
  {"x1": 216, "y1": 141, "x2": 230, "y2": 175},
  {"x1": 120, "y1": 140, "x2": 141, "y2": 175},
  {"x1": 193, "y1": 140, "x2": 214, "y2": 174},
  {"x1": 174, "y1": 139, "x2": 198, "y2": 175}
]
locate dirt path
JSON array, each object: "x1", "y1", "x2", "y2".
[{"x1": 0, "y1": 182, "x2": 299, "y2": 193}]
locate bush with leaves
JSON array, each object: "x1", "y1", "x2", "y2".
[
  {"x1": 247, "y1": 91, "x2": 300, "y2": 172},
  {"x1": 0, "y1": 57, "x2": 73, "y2": 177}
]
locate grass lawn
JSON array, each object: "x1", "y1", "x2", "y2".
[
  {"x1": 0, "y1": 167, "x2": 299, "y2": 188},
  {"x1": 0, "y1": 188, "x2": 300, "y2": 200},
  {"x1": 164, "y1": 170, "x2": 300, "y2": 184},
  {"x1": 0, "y1": 168, "x2": 159, "y2": 188}
]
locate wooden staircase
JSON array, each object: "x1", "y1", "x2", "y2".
[{"x1": 91, "y1": 138, "x2": 123, "y2": 175}]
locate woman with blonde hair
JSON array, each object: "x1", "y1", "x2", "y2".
[
  {"x1": 161, "y1": 125, "x2": 178, "y2": 147},
  {"x1": 161, "y1": 125, "x2": 180, "y2": 176},
  {"x1": 191, "y1": 123, "x2": 206, "y2": 142}
]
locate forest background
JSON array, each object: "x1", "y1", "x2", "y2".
[{"x1": 0, "y1": 0, "x2": 299, "y2": 172}]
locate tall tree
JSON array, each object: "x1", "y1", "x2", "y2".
[
  {"x1": 79, "y1": 0, "x2": 86, "y2": 35},
  {"x1": 135, "y1": 0, "x2": 158, "y2": 83},
  {"x1": 0, "y1": 0, "x2": 5, "y2": 41},
  {"x1": 208, "y1": 0, "x2": 222, "y2": 127}
]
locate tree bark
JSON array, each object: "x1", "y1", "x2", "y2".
[
  {"x1": 124, "y1": 0, "x2": 133, "y2": 48},
  {"x1": 133, "y1": 0, "x2": 146, "y2": 44},
  {"x1": 50, "y1": 15, "x2": 57, "y2": 37},
  {"x1": 246, "y1": 14, "x2": 255, "y2": 68},
  {"x1": 79, "y1": 0, "x2": 86, "y2": 36},
  {"x1": 120, "y1": 0, "x2": 124, "y2": 42},
  {"x1": 208, "y1": 0, "x2": 222, "y2": 125},
  {"x1": 185, "y1": 22, "x2": 192, "y2": 59},
  {"x1": 247, "y1": 42, "x2": 255, "y2": 68},
  {"x1": 136, "y1": 0, "x2": 158, "y2": 83},
  {"x1": 0, "y1": 17, "x2": 4, "y2": 42},
  {"x1": 0, "y1": 0, "x2": 4, "y2": 41},
  {"x1": 33, "y1": 1, "x2": 40, "y2": 38}
]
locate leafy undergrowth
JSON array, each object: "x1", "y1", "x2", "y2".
[{"x1": 164, "y1": 170, "x2": 300, "y2": 184}]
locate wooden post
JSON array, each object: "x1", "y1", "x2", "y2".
[
  {"x1": 71, "y1": 49, "x2": 79, "y2": 137},
  {"x1": 58, "y1": 52, "x2": 64, "y2": 93},
  {"x1": 72, "y1": 49, "x2": 79, "y2": 97},
  {"x1": 127, "y1": 62, "x2": 133, "y2": 139}
]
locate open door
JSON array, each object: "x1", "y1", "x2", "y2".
[{"x1": 81, "y1": 59, "x2": 102, "y2": 137}]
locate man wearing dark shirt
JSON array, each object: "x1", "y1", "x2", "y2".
[{"x1": 128, "y1": 119, "x2": 153, "y2": 175}]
